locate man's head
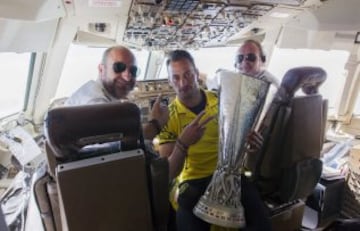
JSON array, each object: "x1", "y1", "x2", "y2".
[
  {"x1": 235, "y1": 39, "x2": 266, "y2": 77},
  {"x1": 166, "y1": 50, "x2": 200, "y2": 101},
  {"x1": 99, "y1": 46, "x2": 138, "y2": 99}
]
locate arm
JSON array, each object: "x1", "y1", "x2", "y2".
[
  {"x1": 143, "y1": 94, "x2": 169, "y2": 140},
  {"x1": 159, "y1": 142, "x2": 187, "y2": 180},
  {"x1": 159, "y1": 111, "x2": 215, "y2": 180},
  {"x1": 143, "y1": 122, "x2": 162, "y2": 140}
]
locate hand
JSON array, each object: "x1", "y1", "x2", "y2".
[
  {"x1": 178, "y1": 111, "x2": 215, "y2": 147},
  {"x1": 245, "y1": 130, "x2": 263, "y2": 154},
  {"x1": 149, "y1": 94, "x2": 169, "y2": 129}
]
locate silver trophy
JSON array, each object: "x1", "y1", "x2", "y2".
[{"x1": 193, "y1": 70, "x2": 269, "y2": 228}]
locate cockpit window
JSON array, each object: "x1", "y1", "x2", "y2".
[
  {"x1": 268, "y1": 48, "x2": 349, "y2": 115},
  {"x1": 55, "y1": 44, "x2": 149, "y2": 99},
  {"x1": 0, "y1": 52, "x2": 31, "y2": 118},
  {"x1": 353, "y1": 95, "x2": 360, "y2": 115}
]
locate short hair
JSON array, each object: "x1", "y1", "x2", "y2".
[
  {"x1": 166, "y1": 50, "x2": 196, "y2": 68},
  {"x1": 241, "y1": 39, "x2": 266, "y2": 62},
  {"x1": 101, "y1": 46, "x2": 134, "y2": 64}
]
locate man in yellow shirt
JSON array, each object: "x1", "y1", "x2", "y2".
[
  {"x1": 158, "y1": 50, "x2": 270, "y2": 231},
  {"x1": 157, "y1": 50, "x2": 218, "y2": 230}
]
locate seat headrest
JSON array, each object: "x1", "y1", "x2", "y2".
[
  {"x1": 44, "y1": 102, "x2": 141, "y2": 161},
  {"x1": 280, "y1": 66, "x2": 327, "y2": 97}
]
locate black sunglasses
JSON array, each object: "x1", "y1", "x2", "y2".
[
  {"x1": 113, "y1": 62, "x2": 139, "y2": 77},
  {"x1": 236, "y1": 53, "x2": 257, "y2": 63}
]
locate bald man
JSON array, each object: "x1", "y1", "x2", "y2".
[
  {"x1": 235, "y1": 39, "x2": 279, "y2": 88},
  {"x1": 65, "y1": 46, "x2": 168, "y2": 140}
]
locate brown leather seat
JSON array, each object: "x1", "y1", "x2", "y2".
[
  {"x1": 45, "y1": 102, "x2": 142, "y2": 162},
  {"x1": 245, "y1": 66, "x2": 327, "y2": 201},
  {"x1": 34, "y1": 102, "x2": 169, "y2": 231},
  {"x1": 244, "y1": 66, "x2": 327, "y2": 230},
  {"x1": 245, "y1": 66, "x2": 327, "y2": 203}
]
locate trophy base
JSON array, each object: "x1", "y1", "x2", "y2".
[{"x1": 193, "y1": 198, "x2": 246, "y2": 228}]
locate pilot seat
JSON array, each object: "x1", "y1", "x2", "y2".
[
  {"x1": 33, "y1": 102, "x2": 169, "y2": 231},
  {"x1": 244, "y1": 66, "x2": 328, "y2": 231}
]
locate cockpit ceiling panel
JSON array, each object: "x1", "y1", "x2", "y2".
[
  {"x1": 252, "y1": 0, "x2": 305, "y2": 6},
  {"x1": 123, "y1": 0, "x2": 281, "y2": 50}
]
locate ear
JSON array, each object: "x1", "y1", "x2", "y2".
[
  {"x1": 98, "y1": 64, "x2": 105, "y2": 79},
  {"x1": 234, "y1": 62, "x2": 239, "y2": 69},
  {"x1": 261, "y1": 55, "x2": 266, "y2": 63},
  {"x1": 167, "y1": 75, "x2": 174, "y2": 87},
  {"x1": 195, "y1": 68, "x2": 200, "y2": 80}
]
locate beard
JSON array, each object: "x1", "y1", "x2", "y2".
[
  {"x1": 113, "y1": 79, "x2": 135, "y2": 99},
  {"x1": 103, "y1": 77, "x2": 135, "y2": 99},
  {"x1": 177, "y1": 85, "x2": 198, "y2": 101}
]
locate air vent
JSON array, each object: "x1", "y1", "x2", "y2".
[{"x1": 88, "y1": 23, "x2": 111, "y2": 33}]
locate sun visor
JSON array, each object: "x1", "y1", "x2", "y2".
[
  {"x1": 74, "y1": 31, "x2": 117, "y2": 47},
  {"x1": 285, "y1": 0, "x2": 360, "y2": 31},
  {"x1": 0, "y1": 0, "x2": 65, "y2": 52},
  {"x1": 0, "y1": 0, "x2": 65, "y2": 22},
  {"x1": 277, "y1": 26, "x2": 335, "y2": 50},
  {"x1": 0, "y1": 18, "x2": 59, "y2": 52}
]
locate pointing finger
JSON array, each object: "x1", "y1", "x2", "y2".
[{"x1": 154, "y1": 94, "x2": 162, "y2": 106}]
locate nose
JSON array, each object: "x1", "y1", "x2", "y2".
[
  {"x1": 179, "y1": 77, "x2": 188, "y2": 87},
  {"x1": 121, "y1": 68, "x2": 133, "y2": 81}
]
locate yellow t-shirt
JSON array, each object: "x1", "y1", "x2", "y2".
[
  {"x1": 159, "y1": 91, "x2": 238, "y2": 231},
  {"x1": 158, "y1": 90, "x2": 219, "y2": 183}
]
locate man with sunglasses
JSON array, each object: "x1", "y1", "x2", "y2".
[
  {"x1": 235, "y1": 39, "x2": 281, "y2": 126},
  {"x1": 235, "y1": 39, "x2": 279, "y2": 88},
  {"x1": 65, "y1": 45, "x2": 169, "y2": 139}
]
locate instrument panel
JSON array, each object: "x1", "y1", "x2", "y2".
[
  {"x1": 123, "y1": 0, "x2": 275, "y2": 50},
  {"x1": 130, "y1": 79, "x2": 176, "y2": 123}
]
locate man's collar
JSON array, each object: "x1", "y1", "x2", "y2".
[
  {"x1": 97, "y1": 78, "x2": 118, "y2": 102},
  {"x1": 175, "y1": 89, "x2": 216, "y2": 114}
]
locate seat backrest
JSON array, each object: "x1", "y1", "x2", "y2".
[
  {"x1": 45, "y1": 102, "x2": 142, "y2": 162},
  {"x1": 32, "y1": 162, "x2": 62, "y2": 231},
  {"x1": 56, "y1": 148, "x2": 154, "y2": 231},
  {"x1": 36, "y1": 102, "x2": 169, "y2": 231},
  {"x1": 0, "y1": 206, "x2": 8, "y2": 231},
  {"x1": 245, "y1": 66, "x2": 327, "y2": 204}
]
